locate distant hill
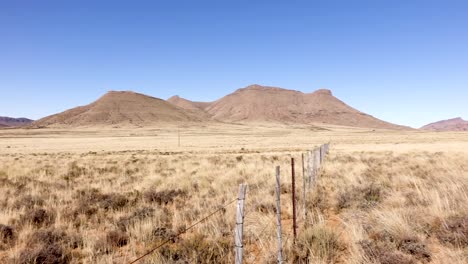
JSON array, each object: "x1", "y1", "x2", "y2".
[
  {"x1": 0, "y1": 116, "x2": 33, "y2": 127},
  {"x1": 32, "y1": 91, "x2": 206, "y2": 128},
  {"x1": 201, "y1": 84, "x2": 408, "y2": 129},
  {"x1": 167, "y1": 95, "x2": 213, "y2": 118},
  {"x1": 421, "y1": 117, "x2": 468, "y2": 131}
]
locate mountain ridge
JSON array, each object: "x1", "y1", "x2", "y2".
[
  {"x1": 421, "y1": 117, "x2": 468, "y2": 131},
  {"x1": 32, "y1": 91, "x2": 206, "y2": 128},
  {"x1": 0, "y1": 116, "x2": 34, "y2": 127}
]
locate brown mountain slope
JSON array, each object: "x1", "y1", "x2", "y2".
[
  {"x1": 205, "y1": 84, "x2": 408, "y2": 129},
  {"x1": 167, "y1": 96, "x2": 213, "y2": 118},
  {"x1": 33, "y1": 91, "x2": 205, "y2": 128},
  {"x1": 0, "y1": 116, "x2": 33, "y2": 127},
  {"x1": 421, "y1": 117, "x2": 468, "y2": 131}
]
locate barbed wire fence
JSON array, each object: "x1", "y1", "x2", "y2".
[{"x1": 127, "y1": 143, "x2": 330, "y2": 264}]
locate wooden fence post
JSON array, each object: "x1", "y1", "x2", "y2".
[
  {"x1": 302, "y1": 153, "x2": 307, "y2": 221},
  {"x1": 275, "y1": 166, "x2": 284, "y2": 264},
  {"x1": 235, "y1": 184, "x2": 247, "y2": 264},
  {"x1": 291, "y1": 158, "x2": 297, "y2": 244},
  {"x1": 313, "y1": 148, "x2": 321, "y2": 184},
  {"x1": 307, "y1": 151, "x2": 314, "y2": 188},
  {"x1": 320, "y1": 144, "x2": 325, "y2": 163}
]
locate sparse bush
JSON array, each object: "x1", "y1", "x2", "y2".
[
  {"x1": 75, "y1": 188, "x2": 129, "y2": 210},
  {"x1": 64, "y1": 161, "x2": 87, "y2": 180},
  {"x1": 296, "y1": 225, "x2": 345, "y2": 263},
  {"x1": 360, "y1": 240, "x2": 415, "y2": 264},
  {"x1": 27, "y1": 228, "x2": 82, "y2": 249},
  {"x1": 144, "y1": 189, "x2": 187, "y2": 205},
  {"x1": 18, "y1": 243, "x2": 71, "y2": 264},
  {"x1": 362, "y1": 184, "x2": 383, "y2": 204},
  {"x1": 107, "y1": 230, "x2": 129, "y2": 247},
  {"x1": 397, "y1": 236, "x2": 431, "y2": 261},
  {"x1": 152, "y1": 227, "x2": 177, "y2": 242},
  {"x1": 335, "y1": 190, "x2": 354, "y2": 210},
  {"x1": 72, "y1": 203, "x2": 98, "y2": 217},
  {"x1": 95, "y1": 230, "x2": 129, "y2": 254},
  {"x1": 117, "y1": 207, "x2": 154, "y2": 231},
  {"x1": 13, "y1": 194, "x2": 45, "y2": 209},
  {"x1": 334, "y1": 184, "x2": 384, "y2": 210},
  {"x1": 0, "y1": 224, "x2": 16, "y2": 249},
  {"x1": 20, "y1": 208, "x2": 55, "y2": 227},
  {"x1": 158, "y1": 233, "x2": 230, "y2": 263},
  {"x1": 435, "y1": 215, "x2": 468, "y2": 247}
]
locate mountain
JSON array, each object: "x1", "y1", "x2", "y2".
[
  {"x1": 167, "y1": 95, "x2": 212, "y2": 118},
  {"x1": 32, "y1": 91, "x2": 205, "y2": 128},
  {"x1": 0, "y1": 116, "x2": 34, "y2": 127},
  {"x1": 420, "y1": 117, "x2": 468, "y2": 131},
  {"x1": 203, "y1": 84, "x2": 407, "y2": 129}
]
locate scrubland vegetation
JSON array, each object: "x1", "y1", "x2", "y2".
[{"x1": 0, "y1": 127, "x2": 466, "y2": 263}]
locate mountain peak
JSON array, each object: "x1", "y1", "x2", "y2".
[
  {"x1": 32, "y1": 91, "x2": 204, "y2": 128},
  {"x1": 205, "y1": 85, "x2": 406, "y2": 129},
  {"x1": 313, "y1": 89, "x2": 333, "y2": 96}
]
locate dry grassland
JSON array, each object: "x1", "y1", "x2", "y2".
[{"x1": 0, "y1": 124, "x2": 467, "y2": 263}]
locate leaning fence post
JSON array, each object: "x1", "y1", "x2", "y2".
[
  {"x1": 291, "y1": 158, "x2": 298, "y2": 244},
  {"x1": 275, "y1": 166, "x2": 284, "y2": 263},
  {"x1": 235, "y1": 184, "x2": 247, "y2": 264}
]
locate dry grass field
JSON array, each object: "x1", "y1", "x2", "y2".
[{"x1": 0, "y1": 123, "x2": 467, "y2": 263}]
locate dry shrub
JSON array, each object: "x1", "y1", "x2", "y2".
[
  {"x1": 435, "y1": 215, "x2": 468, "y2": 247},
  {"x1": 144, "y1": 189, "x2": 187, "y2": 205},
  {"x1": 63, "y1": 161, "x2": 87, "y2": 181},
  {"x1": 95, "y1": 230, "x2": 129, "y2": 254},
  {"x1": 117, "y1": 207, "x2": 154, "y2": 231},
  {"x1": 335, "y1": 184, "x2": 384, "y2": 211},
  {"x1": 309, "y1": 186, "x2": 329, "y2": 213},
  {"x1": 20, "y1": 208, "x2": 55, "y2": 227},
  {"x1": 158, "y1": 233, "x2": 230, "y2": 263},
  {"x1": 106, "y1": 230, "x2": 129, "y2": 247},
  {"x1": 75, "y1": 188, "x2": 129, "y2": 211},
  {"x1": 295, "y1": 225, "x2": 346, "y2": 263},
  {"x1": 13, "y1": 194, "x2": 45, "y2": 209},
  {"x1": 0, "y1": 224, "x2": 16, "y2": 249},
  {"x1": 72, "y1": 203, "x2": 98, "y2": 218},
  {"x1": 361, "y1": 231, "x2": 431, "y2": 263},
  {"x1": 360, "y1": 240, "x2": 415, "y2": 264},
  {"x1": 17, "y1": 228, "x2": 79, "y2": 264},
  {"x1": 397, "y1": 236, "x2": 431, "y2": 261},
  {"x1": 18, "y1": 244, "x2": 71, "y2": 264},
  {"x1": 362, "y1": 184, "x2": 383, "y2": 204},
  {"x1": 27, "y1": 228, "x2": 82, "y2": 249},
  {"x1": 152, "y1": 227, "x2": 177, "y2": 242}
]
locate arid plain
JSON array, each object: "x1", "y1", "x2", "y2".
[{"x1": 0, "y1": 124, "x2": 467, "y2": 263}]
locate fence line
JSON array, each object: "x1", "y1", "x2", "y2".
[{"x1": 128, "y1": 143, "x2": 331, "y2": 264}]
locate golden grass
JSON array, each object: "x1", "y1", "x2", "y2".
[{"x1": 0, "y1": 124, "x2": 467, "y2": 263}]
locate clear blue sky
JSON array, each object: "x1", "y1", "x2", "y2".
[{"x1": 1, "y1": 0, "x2": 467, "y2": 128}]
